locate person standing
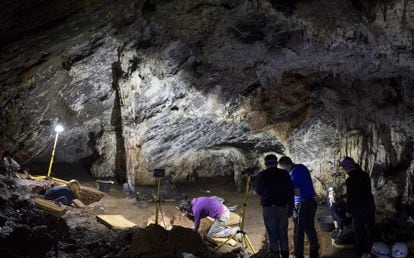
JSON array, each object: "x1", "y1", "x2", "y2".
[
  {"x1": 279, "y1": 156, "x2": 319, "y2": 258},
  {"x1": 340, "y1": 156, "x2": 376, "y2": 256},
  {"x1": 255, "y1": 154, "x2": 294, "y2": 258}
]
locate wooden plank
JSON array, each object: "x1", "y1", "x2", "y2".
[
  {"x1": 207, "y1": 237, "x2": 238, "y2": 247},
  {"x1": 30, "y1": 175, "x2": 69, "y2": 184},
  {"x1": 72, "y1": 199, "x2": 85, "y2": 208},
  {"x1": 228, "y1": 212, "x2": 241, "y2": 225},
  {"x1": 331, "y1": 239, "x2": 353, "y2": 249},
  {"x1": 96, "y1": 215, "x2": 137, "y2": 230},
  {"x1": 34, "y1": 198, "x2": 66, "y2": 216}
]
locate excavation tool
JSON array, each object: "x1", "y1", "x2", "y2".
[{"x1": 214, "y1": 174, "x2": 256, "y2": 254}]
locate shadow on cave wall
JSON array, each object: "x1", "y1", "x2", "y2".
[{"x1": 111, "y1": 61, "x2": 127, "y2": 184}]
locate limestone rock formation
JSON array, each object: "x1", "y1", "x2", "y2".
[{"x1": 1, "y1": 0, "x2": 414, "y2": 215}]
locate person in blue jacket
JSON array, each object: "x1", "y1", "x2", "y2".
[
  {"x1": 43, "y1": 179, "x2": 81, "y2": 206},
  {"x1": 279, "y1": 156, "x2": 319, "y2": 258}
]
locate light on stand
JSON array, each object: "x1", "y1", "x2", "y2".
[
  {"x1": 47, "y1": 124, "x2": 64, "y2": 178},
  {"x1": 54, "y1": 124, "x2": 64, "y2": 133}
]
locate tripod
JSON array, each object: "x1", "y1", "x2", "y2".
[
  {"x1": 214, "y1": 175, "x2": 256, "y2": 254},
  {"x1": 155, "y1": 176, "x2": 161, "y2": 225},
  {"x1": 153, "y1": 169, "x2": 166, "y2": 226}
]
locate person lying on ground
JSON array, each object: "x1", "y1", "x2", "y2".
[
  {"x1": 179, "y1": 196, "x2": 239, "y2": 238},
  {"x1": 43, "y1": 179, "x2": 83, "y2": 207}
]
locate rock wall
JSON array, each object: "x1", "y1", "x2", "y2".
[{"x1": 1, "y1": 0, "x2": 413, "y2": 214}]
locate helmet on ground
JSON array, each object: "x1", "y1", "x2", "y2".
[
  {"x1": 371, "y1": 242, "x2": 391, "y2": 258},
  {"x1": 391, "y1": 242, "x2": 408, "y2": 258}
]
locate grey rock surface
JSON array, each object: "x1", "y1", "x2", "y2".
[
  {"x1": 135, "y1": 178, "x2": 184, "y2": 202},
  {"x1": 1, "y1": 0, "x2": 414, "y2": 214}
]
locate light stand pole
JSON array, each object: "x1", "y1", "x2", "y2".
[{"x1": 47, "y1": 124, "x2": 64, "y2": 178}]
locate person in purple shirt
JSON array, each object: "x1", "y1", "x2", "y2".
[{"x1": 179, "y1": 196, "x2": 238, "y2": 238}]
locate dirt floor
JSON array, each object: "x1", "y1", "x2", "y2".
[
  {"x1": 59, "y1": 174, "x2": 359, "y2": 257},
  {"x1": 25, "y1": 165, "x2": 414, "y2": 257}
]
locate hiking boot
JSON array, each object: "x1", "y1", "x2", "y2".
[
  {"x1": 310, "y1": 250, "x2": 320, "y2": 258},
  {"x1": 280, "y1": 250, "x2": 289, "y2": 258}
]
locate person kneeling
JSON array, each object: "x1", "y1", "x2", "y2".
[
  {"x1": 179, "y1": 196, "x2": 239, "y2": 238},
  {"x1": 43, "y1": 179, "x2": 82, "y2": 206},
  {"x1": 327, "y1": 187, "x2": 350, "y2": 238}
]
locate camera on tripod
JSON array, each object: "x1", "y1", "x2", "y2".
[{"x1": 153, "y1": 168, "x2": 165, "y2": 178}]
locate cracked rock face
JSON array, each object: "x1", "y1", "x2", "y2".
[{"x1": 1, "y1": 0, "x2": 414, "y2": 214}]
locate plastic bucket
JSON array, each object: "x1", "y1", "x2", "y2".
[
  {"x1": 317, "y1": 215, "x2": 335, "y2": 232},
  {"x1": 96, "y1": 180, "x2": 114, "y2": 192}
]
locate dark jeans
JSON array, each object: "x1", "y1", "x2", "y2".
[
  {"x1": 352, "y1": 204, "x2": 376, "y2": 255},
  {"x1": 293, "y1": 198, "x2": 318, "y2": 258},
  {"x1": 333, "y1": 211, "x2": 350, "y2": 230},
  {"x1": 263, "y1": 205, "x2": 289, "y2": 257},
  {"x1": 54, "y1": 196, "x2": 69, "y2": 205}
]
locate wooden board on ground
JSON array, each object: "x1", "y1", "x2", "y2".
[
  {"x1": 331, "y1": 239, "x2": 353, "y2": 249},
  {"x1": 207, "y1": 212, "x2": 241, "y2": 226},
  {"x1": 34, "y1": 198, "x2": 67, "y2": 216},
  {"x1": 207, "y1": 236, "x2": 238, "y2": 247},
  {"x1": 96, "y1": 215, "x2": 137, "y2": 230},
  {"x1": 72, "y1": 199, "x2": 86, "y2": 208}
]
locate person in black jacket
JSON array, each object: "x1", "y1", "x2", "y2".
[
  {"x1": 340, "y1": 156, "x2": 376, "y2": 256},
  {"x1": 255, "y1": 154, "x2": 294, "y2": 258}
]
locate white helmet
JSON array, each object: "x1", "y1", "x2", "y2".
[
  {"x1": 391, "y1": 242, "x2": 408, "y2": 258},
  {"x1": 371, "y1": 242, "x2": 391, "y2": 258}
]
